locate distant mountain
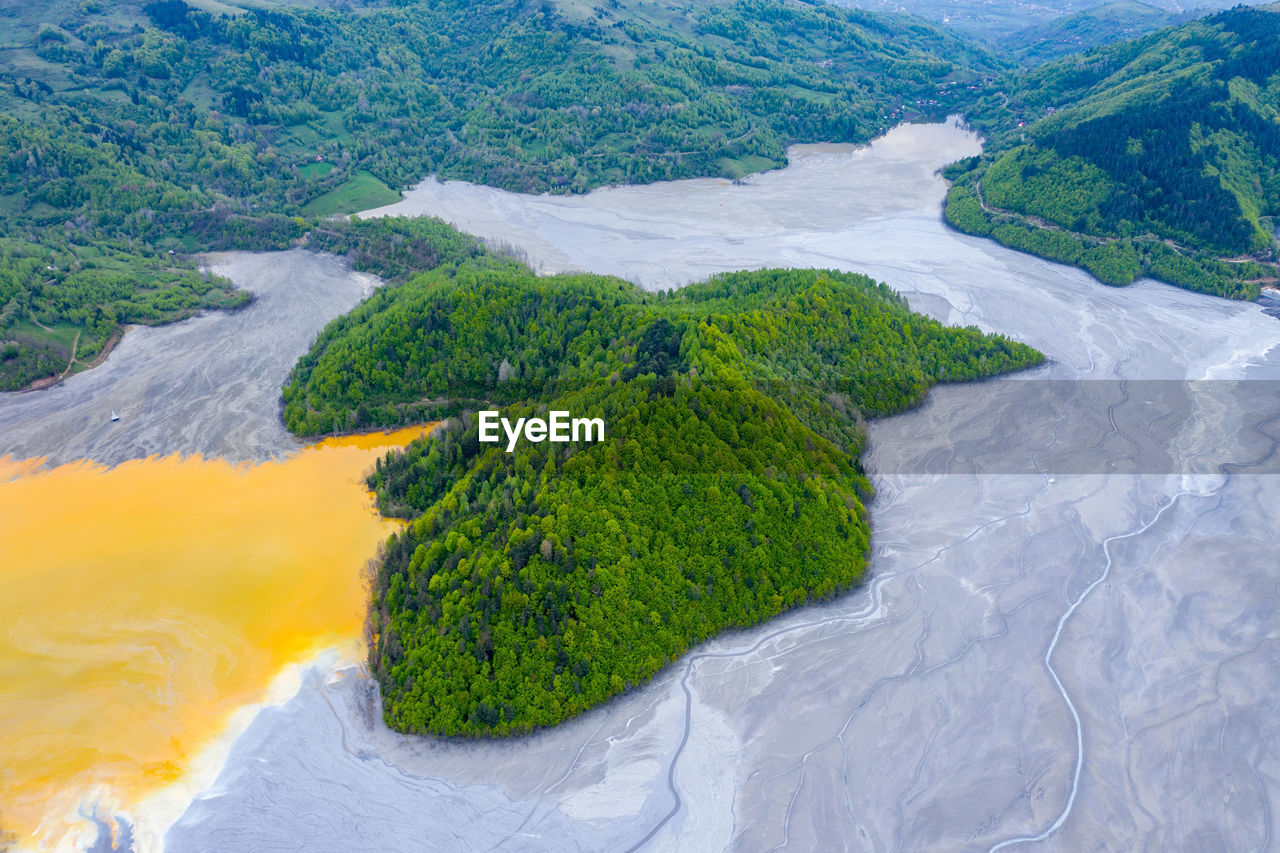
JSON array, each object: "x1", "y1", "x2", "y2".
[
  {"x1": 944, "y1": 3, "x2": 1280, "y2": 298},
  {"x1": 831, "y1": 0, "x2": 1264, "y2": 45},
  {"x1": 1006, "y1": 0, "x2": 1176, "y2": 65},
  {"x1": 832, "y1": 0, "x2": 1104, "y2": 42}
]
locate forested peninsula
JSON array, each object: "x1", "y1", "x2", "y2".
[
  {"x1": 284, "y1": 220, "x2": 1043, "y2": 736},
  {"x1": 944, "y1": 4, "x2": 1280, "y2": 298},
  {"x1": 0, "y1": 0, "x2": 998, "y2": 390}
]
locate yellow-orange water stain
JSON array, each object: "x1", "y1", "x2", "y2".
[{"x1": 0, "y1": 426, "x2": 433, "y2": 847}]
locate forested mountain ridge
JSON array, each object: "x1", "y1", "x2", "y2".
[
  {"x1": 1004, "y1": 0, "x2": 1178, "y2": 66},
  {"x1": 944, "y1": 3, "x2": 1280, "y2": 298},
  {"x1": 282, "y1": 232, "x2": 1042, "y2": 735},
  {"x1": 832, "y1": 0, "x2": 1240, "y2": 44},
  {"x1": 0, "y1": 0, "x2": 1001, "y2": 391}
]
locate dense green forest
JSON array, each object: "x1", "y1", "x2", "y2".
[
  {"x1": 285, "y1": 249, "x2": 1042, "y2": 735},
  {"x1": 8, "y1": 0, "x2": 1278, "y2": 389},
  {"x1": 0, "y1": 0, "x2": 1002, "y2": 389},
  {"x1": 944, "y1": 4, "x2": 1280, "y2": 298}
]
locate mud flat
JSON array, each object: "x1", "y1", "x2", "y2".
[
  {"x1": 0, "y1": 250, "x2": 379, "y2": 468},
  {"x1": 165, "y1": 121, "x2": 1280, "y2": 852}
]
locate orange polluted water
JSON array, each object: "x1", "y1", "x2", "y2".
[{"x1": 0, "y1": 427, "x2": 431, "y2": 847}]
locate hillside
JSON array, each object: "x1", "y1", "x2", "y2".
[
  {"x1": 282, "y1": 222, "x2": 1043, "y2": 735},
  {"x1": 1005, "y1": 0, "x2": 1177, "y2": 66},
  {"x1": 832, "y1": 0, "x2": 1092, "y2": 42},
  {"x1": 944, "y1": 4, "x2": 1280, "y2": 298},
  {"x1": 832, "y1": 0, "x2": 1262, "y2": 42},
  {"x1": 0, "y1": 0, "x2": 1000, "y2": 390}
]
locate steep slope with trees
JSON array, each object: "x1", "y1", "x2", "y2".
[{"x1": 944, "y1": 4, "x2": 1280, "y2": 298}]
